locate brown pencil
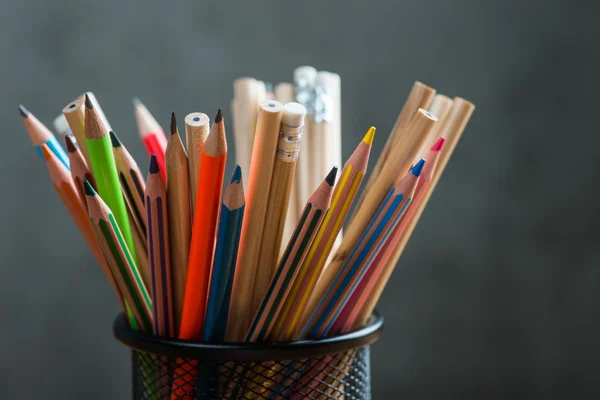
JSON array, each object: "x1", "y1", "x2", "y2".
[
  {"x1": 65, "y1": 135, "x2": 96, "y2": 206},
  {"x1": 184, "y1": 112, "x2": 209, "y2": 213}
]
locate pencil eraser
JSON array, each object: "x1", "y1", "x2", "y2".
[{"x1": 282, "y1": 102, "x2": 306, "y2": 127}]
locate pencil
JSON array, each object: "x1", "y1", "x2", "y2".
[
  {"x1": 62, "y1": 98, "x2": 91, "y2": 165},
  {"x1": 166, "y1": 112, "x2": 191, "y2": 330},
  {"x1": 85, "y1": 92, "x2": 113, "y2": 132},
  {"x1": 253, "y1": 102, "x2": 306, "y2": 314},
  {"x1": 133, "y1": 96, "x2": 167, "y2": 181},
  {"x1": 421, "y1": 94, "x2": 453, "y2": 156},
  {"x1": 274, "y1": 82, "x2": 295, "y2": 104},
  {"x1": 302, "y1": 159, "x2": 425, "y2": 339},
  {"x1": 271, "y1": 127, "x2": 374, "y2": 341},
  {"x1": 65, "y1": 135, "x2": 96, "y2": 206},
  {"x1": 19, "y1": 104, "x2": 70, "y2": 169},
  {"x1": 246, "y1": 166, "x2": 337, "y2": 343},
  {"x1": 232, "y1": 77, "x2": 261, "y2": 176},
  {"x1": 227, "y1": 100, "x2": 283, "y2": 341},
  {"x1": 53, "y1": 114, "x2": 72, "y2": 138},
  {"x1": 84, "y1": 94, "x2": 139, "y2": 265},
  {"x1": 184, "y1": 112, "x2": 209, "y2": 213},
  {"x1": 180, "y1": 108, "x2": 227, "y2": 340},
  {"x1": 145, "y1": 155, "x2": 174, "y2": 337},
  {"x1": 204, "y1": 166, "x2": 245, "y2": 342},
  {"x1": 85, "y1": 180, "x2": 153, "y2": 332}
]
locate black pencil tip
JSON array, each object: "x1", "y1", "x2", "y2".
[
  {"x1": 325, "y1": 166, "x2": 338, "y2": 186},
  {"x1": 109, "y1": 131, "x2": 122, "y2": 148},
  {"x1": 170, "y1": 112, "x2": 177, "y2": 135},
  {"x1": 149, "y1": 154, "x2": 159, "y2": 174},
  {"x1": 18, "y1": 104, "x2": 29, "y2": 118},
  {"x1": 83, "y1": 180, "x2": 96, "y2": 196},
  {"x1": 84, "y1": 93, "x2": 94, "y2": 109},
  {"x1": 214, "y1": 108, "x2": 223, "y2": 123},
  {"x1": 65, "y1": 135, "x2": 77, "y2": 153}
]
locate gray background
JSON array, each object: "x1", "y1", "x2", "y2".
[{"x1": 1, "y1": 0, "x2": 599, "y2": 399}]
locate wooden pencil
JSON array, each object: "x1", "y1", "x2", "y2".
[
  {"x1": 302, "y1": 160, "x2": 425, "y2": 339},
  {"x1": 204, "y1": 166, "x2": 245, "y2": 342},
  {"x1": 227, "y1": 100, "x2": 283, "y2": 341},
  {"x1": 133, "y1": 96, "x2": 167, "y2": 181},
  {"x1": 84, "y1": 94, "x2": 138, "y2": 264},
  {"x1": 274, "y1": 82, "x2": 295, "y2": 103},
  {"x1": 85, "y1": 180, "x2": 153, "y2": 332},
  {"x1": 85, "y1": 92, "x2": 112, "y2": 132},
  {"x1": 246, "y1": 166, "x2": 337, "y2": 343},
  {"x1": 62, "y1": 98, "x2": 91, "y2": 165},
  {"x1": 65, "y1": 135, "x2": 96, "y2": 206},
  {"x1": 253, "y1": 102, "x2": 306, "y2": 314},
  {"x1": 271, "y1": 127, "x2": 374, "y2": 341},
  {"x1": 420, "y1": 94, "x2": 453, "y2": 158},
  {"x1": 19, "y1": 104, "x2": 70, "y2": 169},
  {"x1": 354, "y1": 98, "x2": 475, "y2": 326},
  {"x1": 53, "y1": 114, "x2": 72, "y2": 138},
  {"x1": 184, "y1": 112, "x2": 209, "y2": 213},
  {"x1": 180, "y1": 108, "x2": 228, "y2": 340},
  {"x1": 145, "y1": 155, "x2": 174, "y2": 337},
  {"x1": 166, "y1": 112, "x2": 191, "y2": 331},
  {"x1": 232, "y1": 77, "x2": 261, "y2": 176}
]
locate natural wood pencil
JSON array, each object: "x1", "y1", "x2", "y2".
[
  {"x1": 232, "y1": 77, "x2": 260, "y2": 176},
  {"x1": 274, "y1": 82, "x2": 295, "y2": 103},
  {"x1": 65, "y1": 135, "x2": 96, "y2": 206},
  {"x1": 19, "y1": 104, "x2": 70, "y2": 169},
  {"x1": 62, "y1": 98, "x2": 91, "y2": 165},
  {"x1": 180, "y1": 109, "x2": 228, "y2": 340},
  {"x1": 184, "y1": 112, "x2": 209, "y2": 213},
  {"x1": 253, "y1": 102, "x2": 306, "y2": 314},
  {"x1": 420, "y1": 94, "x2": 453, "y2": 157},
  {"x1": 85, "y1": 92, "x2": 112, "y2": 132},
  {"x1": 166, "y1": 112, "x2": 191, "y2": 331},
  {"x1": 227, "y1": 100, "x2": 283, "y2": 341}
]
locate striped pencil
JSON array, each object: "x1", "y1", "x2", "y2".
[
  {"x1": 271, "y1": 127, "x2": 375, "y2": 341},
  {"x1": 65, "y1": 135, "x2": 96, "y2": 206},
  {"x1": 85, "y1": 180, "x2": 153, "y2": 332},
  {"x1": 302, "y1": 159, "x2": 425, "y2": 339},
  {"x1": 204, "y1": 166, "x2": 245, "y2": 342},
  {"x1": 246, "y1": 166, "x2": 337, "y2": 343},
  {"x1": 145, "y1": 155, "x2": 174, "y2": 337},
  {"x1": 133, "y1": 97, "x2": 167, "y2": 181},
  {"x1": 19, "y1": 104, "x2": 70, "y2": 169},
  {"x1": 180, "y1": 108, "x2": 227, "y2": 340}
]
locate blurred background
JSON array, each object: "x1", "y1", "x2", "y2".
[{"x1": 1, "y1": 0, "x2": 599, "y2": 398}]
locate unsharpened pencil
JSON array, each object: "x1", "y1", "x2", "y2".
[
  {"x1": 62, "y1": 98, "x2": 91, "y2": 165},
  {"x1": 133, "y1": 96, "x2": 167, "y2": 180},
  {"x1": 19, "y1": 104, "x2": 70, "y2": 169}
]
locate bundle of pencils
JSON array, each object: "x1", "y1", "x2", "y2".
[{"x1": 21, "y1": 80, "x2": 474, "y2": 396}]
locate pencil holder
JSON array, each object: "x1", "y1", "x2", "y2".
[{"x1": 113, "y1": 312, "x2": 383, "y2": 399}]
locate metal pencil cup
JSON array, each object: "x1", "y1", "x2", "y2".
[{"x1": 113, "y1": 313, "x2": 383, "y2": 399}]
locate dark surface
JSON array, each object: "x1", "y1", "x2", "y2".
[{"x1": 1, "y1": 1, "x2": 599, "y2": 399}]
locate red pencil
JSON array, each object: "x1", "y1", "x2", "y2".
[{"x1": 133, "y1": 97, "x2": 167, "y2": 180}]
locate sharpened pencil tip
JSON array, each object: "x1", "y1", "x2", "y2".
[
  {"x1": 18, "y1": 104, "x2": 29, "y2": 118},
  {"x1": 132, "y1": 96, "x2": 141, "y2": 106},
  {"x1": 215, "y1": 108, "x2": 223, "y2": 123},
  {"x1": 170, "y1": 112, "x2": 177, "y2": 135},
  {"x1": 65, "y1": 135, "x2": 77, "y2": 153},
  {"x1": 431, "y1": 136, "x2": 445, "y2": 151},
  {"x1": 325, "y1": 166, "x2": 338, "y2": 186},
  {"x1": 83, "y1": 180, "x2": 96, "y2": 196},
  {"x1": 362, "y1": 126, "x2": 376, "y2": 146},
  {"x1": 84, "y1": 94, "x2": 94, "y2": 109},
  {"x1": 109, "y1": 131, "x2": 122, "y2": 148},
  {"x1": 231, "y1": 165, "x2": 242, "y2": 183},
  {"x1": 149, "y1": 154, "x2": 159, "y2": 174},
  {"x1": 412, "y1": 159, "x2": 426, "y2": 177}
]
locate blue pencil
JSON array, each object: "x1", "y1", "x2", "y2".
[
  {"x1": 204, "y1": 166, "x2": 245, "y2": 342},
  {"x1": 19, "y1": 105, "x2": 70, "y2": 169}
]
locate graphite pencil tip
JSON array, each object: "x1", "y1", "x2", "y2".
[
  {"x1": 231, "y1": 165, "x2": 242, "y2": 183},
  {"x1": 431, "y1": 136, "x2": 445, "y2": 151},
  {"x1": 362, "y1": 126, "x2": 376, "y2": 146},
  {"x1": 132, "y1": 96, "x2": 141, "y2": 106},
  {"x1": 215, "y1": 108, "x2": 223, "y2": 123},
  {"x1": 109, "y1": 131, "x2": 122, "y2": 148},
  {"x1": 83, "y1": 180, "x2": 96, "y2": 196},
  {"x1": 149, "y1": 154, "x2": 159, "y2": 174},
  {"x1": 170, "y1": 112, "x2": 177, "y2": 135},
  {"x1": 18, "y1": 104, "x2": 29, "y2": 118},
  {"x1": 325, "y1": 166, "x2": 338, "y2": 186},
  {"x1": 412, "y1": 158, "x2": 426, "y2": 177},
  {"x1": 84, "y1": 94, "x2": 94, "y2": 109},
  {"x1": 65, "y1": 135, "x2": 77, "y2": 153}
]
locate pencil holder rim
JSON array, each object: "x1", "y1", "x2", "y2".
[{"x1": 113, "y1": 312, "x2": 384, "y2": 361}]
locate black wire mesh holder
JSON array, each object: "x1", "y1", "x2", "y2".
[{"x1": 113, "y1": 312, "x2": 384, "y2": 399}]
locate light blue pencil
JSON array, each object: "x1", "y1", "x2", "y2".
[{"x1": 19, "y1": 105, "x2": 70, "y2": 169}]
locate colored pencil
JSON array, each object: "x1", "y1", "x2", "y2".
[
  {"x1": 145, "y1": 155, "x2": 174, "y2": 337},
  {"x1": 271, "y1": 127, "x2": 374, "y2": 341},
  {"x1": 180, "y1": 108, "x2": 227, "y2": 340},
  {"x1": 254, "y1": 102, "x2": 306, "y2": 314},
  {"x1": 85, "y1": 180, "x2": 153, "y2": 332},
  {"x1": 62, "y1": 98, "x2": 91, "y2": 166},
  {"x1": 65, "y1": 135, "x2": 96, "y2": 206},
  {"x1": 246, "y1": 166, "x2": 337, "y2": 343},
  {"x1": 227, "y1": 100, "x2": 283, "y2": 341},
  {"x1": 204, "y1": 166, "x2": 245, "y2": 342},
  {"x1": 302, "y1": 159, "x2": 425, "y2": 339},
  {"x1": 19, "y1": 104, "x2": 70, "y2": 169},
  {"x1": 84, "y1": 94, "x2": 139, "y2": 265},
  {"x1": 133, "y1": 97, "x2": 167, "y2": 181},
  {"x1": 184, "y1": 112, "x2": 209, "y2": 213},
  {"x1": 85, "y1": 92, "x2": 113, "y2": 132}
]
